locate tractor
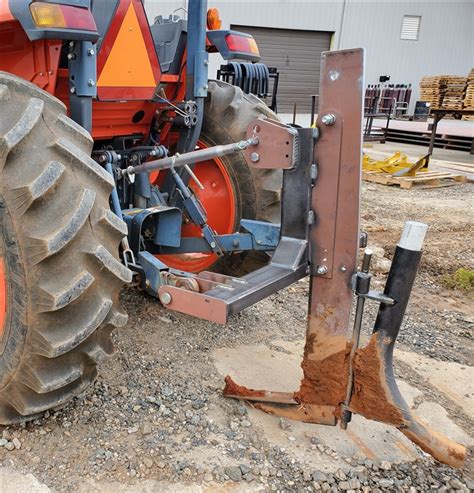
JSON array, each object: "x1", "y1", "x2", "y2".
[{"x1": 0, "y1": 0, "x2": 468, "y2": 468}]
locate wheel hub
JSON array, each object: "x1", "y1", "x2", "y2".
[{"x1": 155, "y1": 140, "x2": 237, "y2": 273}]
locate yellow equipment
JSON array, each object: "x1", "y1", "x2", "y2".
[{"x1": 363, "y1": 151, "x2": 430, "y2": 177}]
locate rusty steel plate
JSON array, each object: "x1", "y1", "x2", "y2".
[
  {"x1": 294, "y1": 48, "x2": 365, "y2": 411},
  {"x1": 244, "y1": 118, "x2": 299, "y2": 170}
]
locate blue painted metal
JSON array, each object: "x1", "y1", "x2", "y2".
[
  {"x1": 104, "y1": 161, "x2": 123, "y2": 219},
  {"x1": 122, "y1": 206, "x2": 183, "y2": 252},
  {"x1": 138, "y1": 251, "x2": 169, "y2": 296},
  {"x1": 151, "y1": 221, "x2": 280, "y2": 254},
  {"x1": 68, "y1": 41, "x2": 97, "y2": 131},
  {"x1": 241, "y1": 220, "x2": 280, "y2": 247},
  {"x1": 186, "y1": 0, "x2": 209, "y2": 99},
  {"x1": 69, "y1": 41, "x2": 97, "y2": 97}
]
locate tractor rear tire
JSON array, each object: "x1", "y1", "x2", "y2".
[
  {"x1": 203, "y1": 81, "x2": 282, "y2": 274},
  {"x1": 204, "y1": 80, "x2": 282, "y2": 224},
  {"x1": 0, "y1": 72, "x2": 131, "y2": 424}
]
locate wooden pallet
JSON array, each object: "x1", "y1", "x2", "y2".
[{"x1": 363, "y1": 170, "x2": 467, "y2": 189}]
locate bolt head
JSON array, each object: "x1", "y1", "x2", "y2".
[
  {"x1": 321, "y1": 114, "x2": 336, "y2": 126},
  {"x1": 70, "y1": 87, "x2": 76, "y2": 94},
  {"x1": 88, "y1": 79, "x2": 96, "y2": 87},
  {"x1": 317, "y1": 265, "x2": 328, "y2": 275},
  {"x1": 250, "y1": 152, "x2": 260, "y2": 163},
  {"x1": 160, "y1": 292, "x2": 172, "y2": 305},
  {"x1": 340, "y1": 266, "x2": 347, "y2": 272},
  {"x1": 87, "y1": 48, "x2": 95, "y2": 56}
]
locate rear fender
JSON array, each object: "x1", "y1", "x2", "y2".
[{"x1": 0, "y1": 19, "x2": 61, "y2": 94}]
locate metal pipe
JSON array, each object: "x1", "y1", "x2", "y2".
[
  {"x1": 310, "y1": 95, "x2": 317, "y2": 126},
  {"x1": 373, "y1": 221, "x2": 427, "y2": 340},
  {"x1": 126, "y1": 138, "x2": 258, "y2": 176}
]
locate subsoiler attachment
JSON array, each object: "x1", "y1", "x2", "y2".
[{"x1": 224, "y1": 49, "x2": 468, "y2": 468}]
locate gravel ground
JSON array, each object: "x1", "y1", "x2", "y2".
[{"x1": 1, "y1": 182, "x2": 473, "y2": 492}]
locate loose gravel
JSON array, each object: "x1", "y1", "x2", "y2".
[{"x1": 0, "y1": 182, "x2": 472, "y2": 492}]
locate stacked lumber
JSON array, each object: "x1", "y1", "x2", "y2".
[
  {"x1": 462, "y1": 69, "x2": 474, "y2": 121},
  {"x1": 442, "y1": 76, "x2": 467, "y2": 111},
  {"x1": 419, "y1": 76, "x2": 446, "y2": 109}
]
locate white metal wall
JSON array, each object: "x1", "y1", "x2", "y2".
[{"x1": 145, "y1": 1, "x2": 474, "y2": 113}]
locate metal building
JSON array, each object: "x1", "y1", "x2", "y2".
[{"x1": 146, "y1": 1, "x2": 474, "y2": 114}]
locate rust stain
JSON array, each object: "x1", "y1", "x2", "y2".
[
  {"x1": 349, "y1": 333, "x2": 404, "y2": 426},
  {"x1": 223, "y1": 376, "x2": 266, "y2": 398},
  {"x1": 401, "y1": 427, "x2": 467, "y2": 469},
  {"x1": 394, "y1": 439, "x2": 417, "y2": 459},
  {"x1": 349, "y1": 333, "x2": 467, "y2": 468},
  {"x1": 294, "y1": 336, "x2": 352, "y2": 414},
  {"x1": 346, "y1": 429, "x2": 376, "y2": 459}
]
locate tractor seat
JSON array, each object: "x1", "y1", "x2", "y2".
[{"x1": 149, "y1": 15, "x2": 188, "y2": 75}]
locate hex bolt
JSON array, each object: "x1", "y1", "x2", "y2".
[
  {"x1": 250, "y1": 152, "x2": 260, "y2": 163},
  {"x1": 160, "y1": 292, "x2": 172, "y2": 305},
  {"x1": 321, "y1": 113, "x2": 336, "y2": 126},
  {"x1": 88, "y1": 79, "x2": 96, "y2": 87},
  {"x1": 210, "y1": 242, "x2": 216, "y2": 249},
  {"x1": 340, "y1": 266, "x2": 347, "y2": 272},
  {"x1": 87, "y1": 48, "x2": 95, "y2": 56},
  {"x1": 70, "y1": 87, "x2": 76, "y2": 94},
  {"x1": 317, "y1": 265, "x2": 328, "y2": 275},
  {"x1": 67, "y1": 53, "x2": 76, "y2": 60}
]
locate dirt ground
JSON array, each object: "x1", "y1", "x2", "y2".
[{"x1": 1, "y1": 181, "x2": 473, "y2": 492}]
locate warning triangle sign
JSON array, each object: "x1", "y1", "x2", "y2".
[{"x1": 97, "y1": 0, "x2": 161, "y2": 100}]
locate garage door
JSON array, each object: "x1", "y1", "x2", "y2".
[{"x1": 232, "y1": 26, "x2": 332, "y2": 114}]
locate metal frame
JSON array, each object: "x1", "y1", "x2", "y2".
[
  {"x1": 222, "y1": 49, "x2": 467, "y2": 469},
  {"x1": 156, "y1": 126, "x2": 315, "y2": 323}
]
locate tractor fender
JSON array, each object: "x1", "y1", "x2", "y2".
[{"x1": 3, "y1": 0, "x2": 98, "y2": 42}]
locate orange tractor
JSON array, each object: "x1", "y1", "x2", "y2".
[{"x1": 0, "y1": 0, "x2": 468, "y2": 468}]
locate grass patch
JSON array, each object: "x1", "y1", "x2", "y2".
[{"x1": 443, "y1": 268, "x2": 474, "y2": 292}]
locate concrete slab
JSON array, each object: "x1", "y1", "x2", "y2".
[
  {"x1": 212, "y1": 340, "x2": 461, "y2": 468},
  {"x1": 0, "y1": 468, "x2": 50, "y2": 493},
  {"x1": 396, "y1": 349, "x2": 474, "y2": 419}
]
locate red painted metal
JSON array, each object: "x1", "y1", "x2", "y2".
[
  {"x1": 156, "y1": 140, "x2": 237, "y2": 273},
  {"x1": 0, "y1": 21, "x2": 61, "y2": 93}
]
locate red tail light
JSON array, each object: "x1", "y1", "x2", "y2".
[
  {"x1": 225, "y1": 34, "x2": 260, "y2": 56},
  {"x1": 30, "y1": 2, "x2": 97, "y2": 31}
]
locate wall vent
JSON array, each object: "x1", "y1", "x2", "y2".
[{"x1": 401, "y1": 15, "x2": 421, "y2": 41}]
